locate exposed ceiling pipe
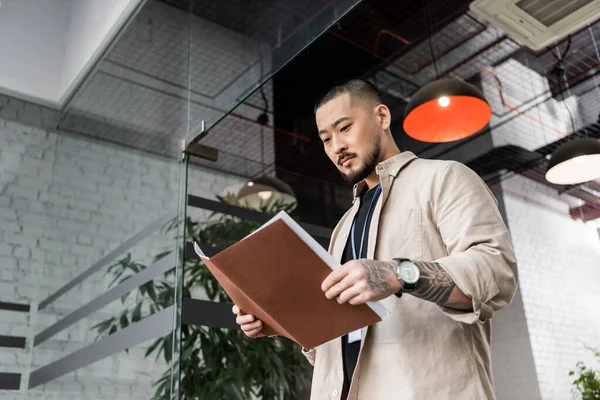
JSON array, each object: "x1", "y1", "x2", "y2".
[
  {"x1": 570, "y1": 203, "x2": 600, "y2": 222},
  {"x1": 482, "y1": 67, "x2": 567, "y2": 138},
  {"x1": 373, "y1": 29, "x2": 411, "y2": 56},
  {"x1": 327, "y1": 30, "x2": 411, "y2": 75},
  {"x1": 405, "y1": 12, "x2": 487, "y2": 75},
  {"x1": 499, "y1": 186, "x2": 571, "y2": 218}
]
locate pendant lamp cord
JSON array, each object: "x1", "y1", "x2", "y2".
[
  {"x1": 424, "y1": 0, "x2": 440, "y2": 79},
  {"x1": 257, "y1": 48, "x2": 269, "y2": 177},
  {"x1": 589, "y1": 25, "x2": 600, "y2": 140},
  {"x1": 550, "y1": 37, "x2": 577, "y2": 137}
]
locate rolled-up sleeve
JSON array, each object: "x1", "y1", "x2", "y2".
[
  {"x1": 301, "y1": 347, "x2": 316, "y2": 366},
  {"x1": 433, "y1": 162, "x2": 518, "y2": 324}
]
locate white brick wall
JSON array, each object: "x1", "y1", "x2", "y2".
[
  {"x1": 492, "y1": 285, "x2": 542, "y2": 400},
  {"x1": 0, "y1": 113, "x2": 243, "y2": 399},
  {"x1": 499, "y1": 177, "x2": 600, "y2": 400},
  {"x1": 486, "y1": 60, "x2": 600, "y2": 400}
]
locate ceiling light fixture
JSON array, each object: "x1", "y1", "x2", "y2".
[
  {"x1": 221, "y1": 176, "x2": 297, "y2": 211},
  {"x1": 545, "y1": 138, "x2": 600, "y2": 185},
  {"x1": 221, "y1": 56, "x2": 297, "y2": 211},
  {"x1": 403, "y1": 0, "x2": 492, "y2": 143},
  {"x1": 545, "y1": 39, "x2": 600, "y2": 185},
  {"x1": 438, "y1": 96, "x2": 450, "y2": 107}
]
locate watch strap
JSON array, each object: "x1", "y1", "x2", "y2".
[{"x1": 402, "y1": 279, "x2": 418, "y2": 293}]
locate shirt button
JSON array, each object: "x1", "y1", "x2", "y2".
[{"x1": 332, "y1": 390, "x2": 339, "y2": 396}]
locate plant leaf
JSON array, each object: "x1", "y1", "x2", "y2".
[
  {"x1": 119, "y1": 313, "x2": 129, "y2": 329},
  {"x1": 153, "y1": 250, "x2": 172, "y2": 263},
  {"x1": 109, "y1": 270, "x2": 126, "y2": 288},
  {"x1": 145, "y1": 337, "x2": 164, "y2": 358},
  {"x1": 132, "y1": 302, "x2": 143, "y2": 323},
  {"x1": 164, "y1": 334, "x2": 173, "y2": 363},
  {"x1": 146, "y1": 283, "x2": 157, "y2": 303},
  {"x1": 91, "y1": 317, "x2": 114, "y2": 332}
]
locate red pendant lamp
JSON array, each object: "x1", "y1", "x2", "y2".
[
  {"x1": 403, "y1": 77, "x2": 492, "y2": 143},
  {"x1": 403, "y1": 1, "x2": 492, "y2": 143}
]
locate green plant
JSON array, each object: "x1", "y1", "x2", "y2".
[
  {"x1": 570, "y1": 347, "x2": 600, "y2": 400},
  {"x1": 94, "y1": 198, "x2": 312, "y2": 399}
]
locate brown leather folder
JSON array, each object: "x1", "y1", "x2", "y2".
[{"x1": 194, "y1": 213, "x2": 384, "y2": 350}]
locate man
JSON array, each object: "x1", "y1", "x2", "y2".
[{"x1": 233, "y1": 78, "x2": 518, "y2": 399}]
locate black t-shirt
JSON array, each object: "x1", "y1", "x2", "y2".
[{"x1": 340, "y1": 185, "x2": 379, "y2": 386}]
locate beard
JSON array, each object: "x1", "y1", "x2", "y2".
[{"x1": 339, "y1": 134, "x2": 382, "y2": 186}]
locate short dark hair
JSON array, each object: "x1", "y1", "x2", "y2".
[{"x1": 314, "y1": 78, "x2": 383, "y2": 113}]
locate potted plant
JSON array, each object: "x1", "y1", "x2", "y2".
[
  {"x1": 570, "y1": 347, "x2": 600, "y2": 400},
  {"x1": 93, "y1": 198, "x2": 312, "y2": 399}
]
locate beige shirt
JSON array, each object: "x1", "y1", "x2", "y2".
[{"x1": 302, "y1": 151, "x2": 518, "y2": 400}]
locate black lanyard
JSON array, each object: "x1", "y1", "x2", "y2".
[{"x1": 350, "y1": 184, "x2": 382, "y2": 260}]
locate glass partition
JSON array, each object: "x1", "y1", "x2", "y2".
[
  {"x1": 25, "y1": 1, "x2": 599, "y2": 400},
  {"x1": 186, "y1": 0, "x2": 366, "y2": 135},
  {"x1": 3, "y1": 0, "x2": 368, "y2": 399},
  {"x1": 25, "y1": 138, "x2": 188, "y2": 400},
  {"x1": 55, "y1": 0, "x2": 365, "y2": 160},
  {"x1": 23, "y1": 0, "x2": 192, "y2": 397}
]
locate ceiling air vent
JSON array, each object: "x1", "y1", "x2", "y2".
[{"x1": 470, "y1": 0, "x2": 600, "y2": 50}]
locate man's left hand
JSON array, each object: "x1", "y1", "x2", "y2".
[{"x1": 321, "y1": 259, "x2": 402, "y2": 305}]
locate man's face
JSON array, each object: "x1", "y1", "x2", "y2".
[{"x1": 316, "y1": 93, "x2": 382, "y2": 185}]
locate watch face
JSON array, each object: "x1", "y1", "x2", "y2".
[{"x1": 399, "y1": 263, "x2": 419, "y2": 284}]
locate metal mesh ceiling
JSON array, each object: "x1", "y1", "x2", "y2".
[
  {"x1": 374, "y1": 11, "x2": 521, "y2": 98},
  {"x1": 159, "y1": 0, "x2": 332, "y2": 45},
  {"x1": 391, "y1": 13, "x2": 488, "y2": 76},
  {"x1": 509, "y1": 21, "x2": 600, "y2": 108},
  {"x1": 55, "y1": 0, "x2": 600, "y2": 215},
  {"x1": 102, "y1": 1, "x2": 272, "y2": 105},
  {"x1": 56, "y1": 0, "x2": 292, "y2": 168},
  {"x1": 58, "y1": 0, "x2": 360, "y2": 170},
  {"x1": 467, "y1": 124, "x2": 600, "y2": 207}
]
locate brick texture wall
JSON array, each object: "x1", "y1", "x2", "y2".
[
  {"x1": 0, "y1": 118, "x2": 242, "y2": 399},
  {"x1": 485, "y1": 60, "x2": 600, "y2": 400},
  {"x1": 501, "y1": 176, "x2": 600, "y2": 400}
]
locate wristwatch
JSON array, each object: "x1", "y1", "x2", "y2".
[{"x1": 392, "y1": 258, "x2": 420, "y2": 294}]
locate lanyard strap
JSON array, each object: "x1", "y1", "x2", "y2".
[{"x1": 351, "y1": 184, "x2": 382, "y2": 260}]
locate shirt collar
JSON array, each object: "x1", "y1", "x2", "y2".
[{"x1": 352, "y1": 151, "x2": 418, "y2": 200}]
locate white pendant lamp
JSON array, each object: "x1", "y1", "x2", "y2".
[
  {"x1": 221, "y1": 176, "x2": 297, "y2": 211},
  {"x1": 545, "y1": 138, "x2": 600, "y2": 185}
]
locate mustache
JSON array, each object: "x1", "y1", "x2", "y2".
[{"x1": 337, "y1": 152, "x2": 357, "y2": 166}]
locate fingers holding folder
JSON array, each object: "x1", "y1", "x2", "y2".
[{"x1": 232, "y1": 304, "x2": 265, "y2": 338}]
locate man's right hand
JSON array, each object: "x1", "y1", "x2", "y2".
[{"x1": 232, "y1": 304, "x2": 265, "y2": 338}]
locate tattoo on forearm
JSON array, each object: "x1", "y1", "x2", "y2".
[
  {"x1": 410, "y1": 261, "x2": 472, "y2": 310},
  {"x1": 362, "y1": 260, "x2": 392, "y2": 294}
]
